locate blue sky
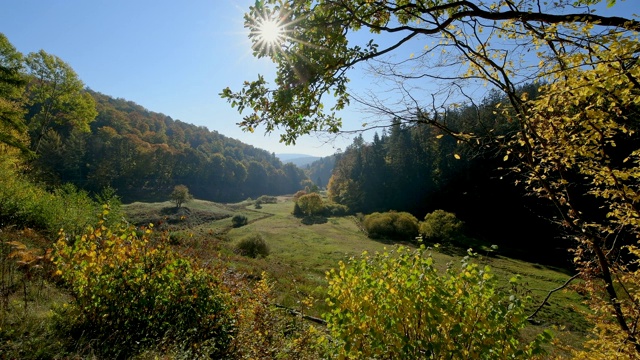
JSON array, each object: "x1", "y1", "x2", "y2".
[
  {"x1": 1, "y1": 1, "x2": 637, "y2": 157},
  {"x1": 0, "y1": 0, "x2": 354, "y2": 157}
]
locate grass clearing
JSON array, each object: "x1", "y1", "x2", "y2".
[{"x1": 124, "y1": 196, "x2": 589, "y2": 350}]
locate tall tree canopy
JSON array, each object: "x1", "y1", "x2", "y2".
[
  {"x1": 24, "y1": 50, "x2": 97, "y2": 154},
  {"x1": 0, "y1": 33, "x2": 29, "y2": 154},
  {"x1": 222, "y1": 0, "x2": 638, "y2": 142},
  {"x1": 225, "y1": 0, "x2": 640, "y2": 356}
]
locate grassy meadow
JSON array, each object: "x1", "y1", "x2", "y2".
[
  {"x1": 0, "y1": 193, "x2": 588, "y2": 358},
  {"x1": 124, "y1": 195, "x2": 589, "y2": 346}
]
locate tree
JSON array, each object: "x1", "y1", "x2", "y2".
[
  {"x1": 225, "y1": 0, "x2": 640, "y2": 355},
  {"x1": 0, "y1": 33, "x2": 29, "y2": 154},
  {"x1": 24, "y1": 50, "x2": 97, "y2": 154},
  {"x1": 296, "y1": 192, "x2": 323, "y2": 217},
  {"x1": 170, "y1": 184, "x2": 193, "y2": 208},
  {"x1": 222, "y1": 1, "x2": 638, "y2": 143}
]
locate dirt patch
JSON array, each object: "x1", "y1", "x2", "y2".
[{"x1": 130, "y1": 206, "x2": 231, "y2": 231}]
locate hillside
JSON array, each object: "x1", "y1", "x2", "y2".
[
  {"x1": 31, "y1": 90, "x2": 310, "y2": 203},
  {"x1": 304, "y1": 155, "x2": 336, "y2": 188}
]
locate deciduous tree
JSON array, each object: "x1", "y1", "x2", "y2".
[
  {"x1": 296, "y1": 192, "x2": 324, "y2": 216},
  {"x1": 0, "y1": 33, "x2": 29, "y2": 154},
  {"x1": 170, "y1": 184, "x2": 193, "y2": 208},
  {"x1": 25, "y1": 50, "x2": 97, "y2": 154}
]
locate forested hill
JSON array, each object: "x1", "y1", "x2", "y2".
[
  {"x1": 305, "y1": 155, "x2": 336, "y2": 189},
  {"x1": 325, "y1": 87, "x2": 570, "y2": 266},
  {"x1": 34, "y1": 90, "x2": 309, "y2": 202}
]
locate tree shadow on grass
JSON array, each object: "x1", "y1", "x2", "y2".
[{"x1": 301, "y1": 216, "x2": 328, "y2": 225}]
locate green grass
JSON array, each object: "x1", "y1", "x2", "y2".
[
  {"x1": 0, "y1": 194, "x2": 589, "y2": 357},
  {"x1": 183, "y1": 197, "x2": 586, "y2": 329},
  {"x1": 123, "y1": 199, "x2": 235, "y2": 222},
  {"x1": 123, "y1": 195, "x2": 589, "y2": 351}
]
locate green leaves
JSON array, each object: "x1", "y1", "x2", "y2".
[
  {"x1": 52, "y1": 220, "x2": 234, "y2": 357},
  {"x1": 24, "y1": 50, "x2": 97, "y2": 154},
  {"x1": 0, "y1": 33, "x2": 30, "y2": 154},
  {"x1": 324, "y1": 246, "x2": 550, "y2": 359}
]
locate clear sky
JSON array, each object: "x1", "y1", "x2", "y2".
[
  {"x1": 0, "y1": 0, "x2": 355, "y2": 157},
  {"x1": 1, "y1": 1, "x2": 636, "y2": 157}
]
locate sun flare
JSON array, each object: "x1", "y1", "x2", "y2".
[
  {"x1": 249, "y1": 8, "x2": 291, "y2": 56},
  {"x1": 258, "y1": 18, "x2": 283, "y2": 46}
]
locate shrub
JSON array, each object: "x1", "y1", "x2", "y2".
[
  {"x1": 52, "y1": 217, "x2": 234, "y2": 358},
  {"x1": 420, "y1": 209, "x2": 465, "y2": 244},
  {"x1": 0, "y1": 160, "x2": 98, "y2": 236},
  {"x1": 292, "y1": 201, "x2": 304, "y2": 217},
  {"x1": 231, "y1": 274, "x2": 323, "y2": 359},
  {"x1": 168, "y1": 231, "x2": 184, "y2": 245},
  {"x1": 324, "y1": 246, "x2": 551, "y2": 359},
  {"x1": 321, "y1": 202, "x2": 349, "y2": 217},
  {"x1": 235, "y1": 234, "x2": 270, "y2": 258},
  {"x1": 232, "y1": 214, "x2": 249, "y2": 228},
  {"x1": 257, "y1": 195, "x2": 278, "y2": 204},
  {"x1": 363, "y1": 211, "x2": 419, "y2": 241},
  {"x1": 293, "y1": 190, "x2": 307, "y2": 200}
]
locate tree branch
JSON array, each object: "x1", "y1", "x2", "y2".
[
  {"x1": 527, "y1": 273, "x2": 580, "y2": 323},
  {"x1": 274, "y1": 303, "x2": 327, "y2": 325}
]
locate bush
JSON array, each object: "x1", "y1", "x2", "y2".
[
  {"x1": 292, "y1": 201, "x2": 304, "y2": 217},
  {"x1": 363, "y1": 211, "x2": 419, "y2": 241},
  {"x1": 168, "y1": 231, "x2": 184, "y2": 245},
  {"x1": 0, "y1": 160, "x2": 99, "y2": 236},
  {"x1": 231, "y1": 274, "x2": 323, "y2": 359},
  {"x1": 321, "y1": 202, "x2": 349, "y2": 217},
  {"x1": 420, "y1": 209, "x2": 465, "y2": 244},
  {"x1": 257, "y1": 195, "x2": 278, "y2": 204},
  {"x1": 293, "y1": 190, "x2": 307, "y2": 201},
  {"x1": 235, "y1": 234, "x2": 270, "y2": 258},
  {"x1": 324, "y1": 246, "x2": 551, "y2": 359},
  {"x1": 232, "y1": 214, "x2": 249, "y2": 228},
  {"x1": 52, "y1": 218, "x2": 234, "y2": 358}
]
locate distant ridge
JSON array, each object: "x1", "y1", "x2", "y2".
[{"x1": 276, "y1": 153, "x2": 321, "y2": 167}]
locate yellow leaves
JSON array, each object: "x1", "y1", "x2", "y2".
[{"x1": 324, "y1": 245, "x2": 540, "y2": 358}]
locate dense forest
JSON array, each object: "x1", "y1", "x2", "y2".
[
  {"x1": 325, "y1": 87, "x2": 568, "y2": 264},
  {"x1": 304, "y1": 155, "x2": 336, "y2": 188},
  {"x1": 32, "y1": 89, "x2": 309, "y2": 202},
  {"x1": 0, "y1": 30, "x2": 307, "y2": 203}
]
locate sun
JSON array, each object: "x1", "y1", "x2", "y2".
[
  {"x1": 258, "y1": 17, "x2": 283, "y2": 46},
  {"x1": 248, "y1": 9, "x2": 289, "y2": 56}
]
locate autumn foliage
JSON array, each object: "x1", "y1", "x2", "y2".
[
  {"x1": 324, "y1": 246, "x2": 551, "y2": 359},
  {"x1": 52, "y1": 210, "x2": 234, "y2": 358}
]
